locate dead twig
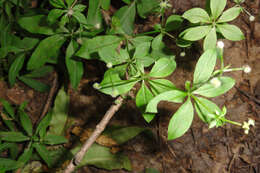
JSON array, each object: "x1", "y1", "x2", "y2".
[{"x1": 64, "y1": 96, "x2": 124, "y2": 173}]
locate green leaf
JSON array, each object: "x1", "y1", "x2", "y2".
[
  {"x1": 217, "y1": 23, "x2": 244, "y2": 41},
  {"x1": 8, "y1": 53, "x2": 26, "y2": 87},
  {"x1": 99, "y1": 48, "x2": 129, "y2": 65},
  {"x1": 149, "y1": 58, "x2": 176, "y2": 78},
  {"x1": 18, "y1": 15, "x2": 55, "y2": 35},
  {"x1": 151, "y1": 33, "x2": 163, "y2": 50},
  {"x1": 48, "y1": 87, "x2": 69, "y2": 136},
  {"x1": 145, "y1": 168, "x2": 160, "y2": 173},
  {"x1": 49, "y1": 0, "x2": 66, "y2": 8},
  {"x1": 194, "y1": 97, "x2": 220, "y2": 123},
  {"x1": 136, "y1": 82, "x2": 155, "y2": 122},
  {"x1": 47, "y1": 9, "x2": 65, "y2": 24},
  {"x1": 133, "y1": 42, "x2": 151, "y2": 59},
  {"x1": 149, "y1": 79, "x2": 176, "y2": 95},
  {"x1": 18, "y1": 76, "x2": 50, "y2": 92},
  {"x1": 0, "y1": 143, "x2": 18, "y2": 159},
  {"x1": 33, "y1": 143, "x2": 53, "y2": 167},
  {"x1": 217, "y1": 7, "x2": 242, "y2": 23},
  {"x1": 180, "y1": 25, "x2": 211, "y2": 41},
  {"x1": 13, "y1": 37, "x2": 39, "y2": 51},
  {"x1": 27, "y1": 34, "x2": 66, "y2": 70},
  {"x1": 100, "y1": 0, "x2": 111, "y2": 10},
  {"x1": 137, "y1": 0, "x2": 159, "y2": 19},
  {"x1": 0, "y1": 158, "x2": 20, "y2": 171},
  {"x1": 193, "y1": 48, "x2": 217, "y2": 85},
  {"x1": 73, "y1": 4, "x2": 87, "y2": 12},
  {"x1": 129, "y1": 36, "x2": 153, "y2": 49},
  {"x1": 122, "y1": 0, "x2": 132, "y2": 4},
  {"x1": 114, "y1": 3, "x2": 136, "y2": 35},
  {"x1": 210, "y1": 0, "x2": 226, "y2": 19},
  {"x1": 193, "y1": 76, "x2": 235, "y2": 97},
  {"x1": 24, "y1": 66, "x2": 54, "y2": 78},
  {"x1": 99, "y1": 68, "x2": 139, "y2": 97},
  {"x1": 65, "y1": 0, "x2": 74, "y2": 7},
  {"x1": 182, "y1": 8, "x2": 210, "y2": 23},
  {"x1": 0, "y1": 99, "x2": 15, "y2": 119},
  {"x1": 70, "y1": 143, "x2": 131, "y2": 170},
  {"x1": 203, "y1": 27, "x2": 217, "y2": 50},
  {"x1": 146, "y1": 90, "x2": 187, "y2": 113},
  {"x1": 0, "y1": 132, "x2": 30, "y2": 142},
  {"x1": 165, "y1": 15, "x2": 183, "y2": 31},
  {"x1": 43, "y1": 134, "x2": 68, "y2": 145},
  {"x1": 73, "y1": 11, "x2": 88, "y2": 25},
  {"x1": 19, "y1": 110, "x2": 33, "y2": 136},
  {"x1": 17, "y1": 146, "x2": 33, "y2": 165},
  {"x1": 168, "y1": 98, "x2": 194, "y2": 140},
  {"x1": 86, "y1": 0, "x2": 102, "y2": 28},
  {"x1": 66, "y1": 40, "x2": 83, "y2": 89},
  {"x1": 76, "y1": 35, "x2": 123, "y2": 59},
  {"x1": 35, "y1": 112, "x2": 52, "y2": 138}
]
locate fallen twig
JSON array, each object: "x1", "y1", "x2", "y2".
[{"x1": 64, "y1": 96, "x2": 124, "y2": 173}]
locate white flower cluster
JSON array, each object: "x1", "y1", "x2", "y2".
[
  {"x1": 242, "y1": 118, "x2": 255, "y2": 134},
  {"x1": 160, "y1": 0, "x2": 172, "y2": 9}
]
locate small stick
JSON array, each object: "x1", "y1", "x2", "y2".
[{"x1": 64, "y1": 96, "x2": 124, "y2": 173}]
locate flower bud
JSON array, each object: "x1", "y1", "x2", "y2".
[
  {"x1": 106, "y1": 62, "x2": 113, "y2": 68},
  {"x1": 249, "y1": 15, "x2": 255, "y2": 22},
  {"x1": 217, "y1": 41, "x2": 224, "y2": 49},
  {"x1": 210, "y1": 77, "x2": 221, "y2": 88},
  {"x1": 243, "y1": 65, "x2": 251, "y2": 73},
  {"x1": 180, "y1": 51, "x2": 186, "y2": 57},
  {"x1": 93, "y1": 82, "x2": 101, "y2": 89}
]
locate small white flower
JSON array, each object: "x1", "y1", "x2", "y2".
[
  {"x1": 210, "y1": 77, "x2": 221, "y2": 88},
  {"x1": 95, "y1": 23, "x2": 101, "y2": 29},
  {"x1": 93, "y1": 82, "x2": 101, "y2": 89},
  {"x1": 243, "y1": 65, "x2": 251, "y2": 73},
  {"x1": 67, "y1": 9, "x2": 74, "y2": 16},
  {"x1": 209, "y1": 120, "x2": 217, "y2": 128},
  {"x1": 180, "y1": 51, "x2": 186, "y2": 57},
  {"x1": 242, "y1": 118, "x2": 255, "y2": 134},
  {"x1": 249, "y1": 15, "x2": 255, "y2": 22},
  {"x1": 106, "y1": 62, "x2": 113, "y2": 68},
  {"x1": 248, "y1": 118, "x2": 255, "y2": 126},
  {"x1": 111, "y1": 89, "x2": 119, "y2": 98},
  {"x1": 160, "y1": 0, "x2": 172, "y2": 9},
  {"x1": 217, "y1": 41, "x2": 224, "y2": 49}
]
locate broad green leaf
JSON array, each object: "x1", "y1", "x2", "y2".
[
  {"x1": 100, "y1": 0, "x2": 111, "y2": 10},
  {"x1": 114, "y1": 3, "x2": 136, "y2": 35},
  {"x1": 65, "y1": 0, "x2": 74, "y2": 7},
  {"x1": 182, "y1": 8, "x2": 210, "y2": 23},
  {"x1": 27, "y1": 34, "x2": 66, "y2": 70},
  {"x1": 151, "y1": 35, "x2": 173, "y2": 59},
  {"x1": 137, "y1": 0, "x2": 159, "y2": 19},
  {"x1": 43, "y1": 134, "x2": 68, "y2": 145},
  {"x1": 104, "y1": 126, "x2": 146, "y2": 145},
  {"x1": 0, "y1": 99, "x2": 15, "y2": 119},
  {"x1": 217, "y1": 24, "x2": 244, "y2": 41},
  {"x1": 210, "y1": 0, "x2": 226, "y2": 19},
  {"x1": 86, "y1": 0, "x2": 103, "y2": 28},
  {"x1": 133, "y1": 42, "x2": 151, "y2": 59},
  {"x1": 193, "y1": 48, "x2": 217, "y2": 85},
  {"x1": 0, "y1": 158, "x2": 20, "y2": 171},
  {"x1": 165, "y1": 15, "x2": 183, "y2": 31},
  {"x1": 66, "y1": 40, "x2": 83, "y2": 89},
  {"x1": 49, "y1": 0, "x2": 66, "y2": 8},
  {"x1": 48, "y1": 87, "x2": 69, "y2": 136},
  {"x1": 99, "y1": 68, "x2": 139, "y2": 97},
  {"x1": 73, "y1": 11, "x2": 88, "y2": 25},
  {"x1": 73, "y1": 4, "x2": 87, "y2": 12},
  {"x1": 152, "y1": 34, "x2": 163, "y2": 50},
  {"x1": 33, "y1": 143, "x2": 53, "y2": 167},
  {"x1": 0, "y1": 132, "x2": 30, "y2": 142},
  {"x1": 194, "y1": 96, "x2": 220, "y2": 123},
  {"x1": 99, "y1": 48, "x2": 129, "y2": 65},
  {"x1": 129, "y1": 36, "x2": 153, "y2": 49},
  {"x1": 168, "y1": 98, "x2": 193, "y2": 140},
  {"x1": 76, "y1": 35, "x2": 123, "y2": 59},
  {"x1": 19, "y1": 110, "x2": 33, "y2": 136},
  {"x1": 8, "y1": 53, "x2": 26, "y2": 87},
  {"x1": 193, "y1": 76, "x2": 235, "y2": 97},
  {"x1": 149, "y1": 58, "x2": 176, "y2": 78},
  {"x1": 17, "y1": 146, "x2": 33, "y2": 165},
  {"x1": 35, "y1": 112, "x2": 52, "y2": 138},
  {"x1": 13, "y1": 37, "x2": 39, "y2": 51},
  {"x1": 18, "y1": 15, "x2": 55, "y2": 35},
  {"x1": 18, "y1": 76, "x2": 50, "y2": 92},
  {"x1": 136, "y1": 82, "x2": 155, "y2": 122},
  {"x1": 217, "y1": 7, "x2": 242, "y2": 23},
  {"x1": 203, "y1": 27, "x2": 217, "y2": 50},
  {"x1": 24, "y1": 66, "x2": 54, "y2": 78},
  {"x1": 149, "y1": 79, "x2": 176, "y2": 95},
  {"x1": 70, "y1": 143, "x2": 131, "y2": 170},
  {"x1": 146, "y1": 90, "x2": 187, "y2": 113},
  {"x1": 47, "y1": 9, "x2": 65, "y2": 24},
  {"x1": 180, "y1": 25, "x2": 211, "y2": 41}
]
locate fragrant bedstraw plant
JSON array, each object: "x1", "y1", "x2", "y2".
[{"x1": 0, "y1": 100, "x2": 67, "y2": 171}]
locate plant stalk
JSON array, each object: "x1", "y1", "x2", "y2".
[{"x1": 63, "y1": 96, "x2": 124, "y2": 173}]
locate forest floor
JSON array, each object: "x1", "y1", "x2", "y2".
[{"x1": 0, "y1": 0, "x2": 260, "y2": 173}]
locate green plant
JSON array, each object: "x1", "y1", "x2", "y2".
[{"x1": 0, "y1": 100, "x2": 68, "y2": 171}]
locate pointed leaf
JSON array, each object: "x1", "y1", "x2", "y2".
[
  {"x1": 19, "y1": 110, "x2": 33, "y2": 136},
  {"x1": 43, "y1": 134, "x2": 68, "y2": 145},
  {"x1": 149, "y1": 58, "x2": 176, "y2": 78},
  {"x1": 36, "y1": 112, "x2": 52, "y2": 138},
  {"x1": 193, "y1": 76, "x2": 235, "y2": 97},
  {"x1": 0, "y1": 99, "x2": 15, "y2": 119},
  {"x1": 193, "y1": 48, "x2": 217, "y2": 85},
  {"x1": 133, "y1": 42, "x2": 151, "y2": 59},
  {"x1": 210, "y1": 0, "x2": 226, "y2": 19},
  {"x1": 168, "y1": 98, "x2": 194, "y2": 140},
  {"x1": 182, "y1": 8, "x2": 210, "y2": 23},
  {"x1": 8, "y1": 53, "x2": 26, "y2": 87},
  {"x1": 203, "y1": 27, "x2": 217, "y2": 50},
  {"x1": 86, "y1": 0, "x2": 103, "y2": 27},
  {"x1": 217, "y1": 23, "x2": 244, "y2": 41},
  {"x1": 49, "y1": 0, "x2": 66, "y2": 8},
  {"x1": 149, "y1": 79, "x2": 176, "y2": 95},
  {"x1": 24, "y1": 66, "x2": 54, "y2": 78},
  {"x1": 165, "y1": 15, "x2": 183, "y2": 31},
  {"x1": 137, "y1": 0, "x2": 159, "y2": 19},
  {"x1": 18, "y1": 76, "x2": 50, "y2": 92},
  {"x1": 47, "y1": 9, "x2": 65, "y2": 24},
  {"x1": 0, "y1": 132, "x2": 30, "y2": 142},
  {"x1": 100, "y1": 0, "x2": 111, "y2": 10},
  {"x1": 0, "y1": 158, "x2": 20, "y2": 171},
  {"x1": 180, "y1": 25, "x2": 211, "y2": 41},
  {"x1": 217, "y1": 7, "x2": 242, "y2": 23},
  {"x1": 33, "y1": 143, "x2": 53, "y2": 167},
  {"x1": 17, "y1": 146, "x2": 33, "y2": 165}
]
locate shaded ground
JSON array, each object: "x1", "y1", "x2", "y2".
[{"x1": 0, "y1": 0, "x2": 259, "y2": 173}]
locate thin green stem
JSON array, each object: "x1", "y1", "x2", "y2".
[{"x1": 221, "y1": 118, "x2": 242, "y2": 126}]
